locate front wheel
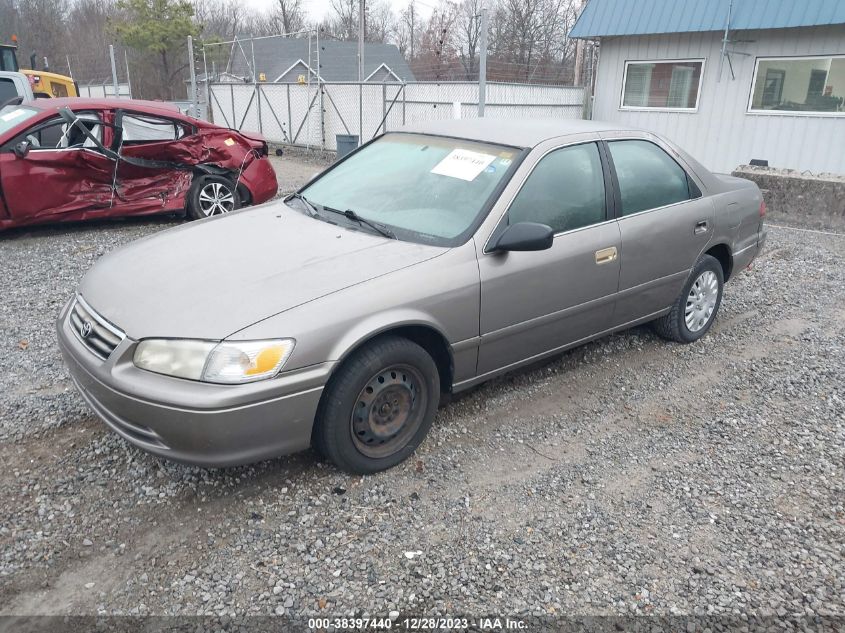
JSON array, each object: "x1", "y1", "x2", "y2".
[
  {"x1": 653, "y1": 254, "x2": 724, "y2": 343},
  {"x1": 187, "y1": 175, "x2": 241, "y2": 220},
  {"x1": 313, "y1": 336, "x2": 440, "y2": 474}
]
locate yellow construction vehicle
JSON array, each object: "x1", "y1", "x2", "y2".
[{"x1": 1, "y1": 38, "x2": 79, "y2": 98}]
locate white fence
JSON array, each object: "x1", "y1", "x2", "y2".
[
  {"x1": 78, "y1": 82, "x2": 131, "y2": 99},
  {"x1": 207, "y1": 81, "x2": 586, "y2": 151}
]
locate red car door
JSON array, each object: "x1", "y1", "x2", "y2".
[
  {"x1": 111, "y1": 110, "x2": 194, "y2": 214},
  {"x1": 0, "y1": 112, "x2": 115, "y2": 223}
]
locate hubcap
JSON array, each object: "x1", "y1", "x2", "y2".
[
  {"x1": 351, "y1": 364, "x2": 427, "y2": 459},
  {"x1": 685, "y1": 270, "x2": 719, "y2": 333},
  {"x1": 198, "y1": 182, "x2": 235, "y2": 216}
]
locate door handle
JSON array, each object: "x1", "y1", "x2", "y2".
[
  {"x1": 694, "y1": 220, "x2": 709, "y2": 235},
  {"x1": 595, "y1": 246, "x2": 617, "y2": 265}
]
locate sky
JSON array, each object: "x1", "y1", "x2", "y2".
[{"x1": 244, "y1": 0, "x2": 437, "y2": 23}]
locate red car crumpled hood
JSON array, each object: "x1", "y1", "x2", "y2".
[{"x1": 78, "y1": 203, "x2": 444, "y2": 340}]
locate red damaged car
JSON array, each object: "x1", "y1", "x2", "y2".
[{"x1": 0, "y1": 98, "x2": 278, "y2": 231}]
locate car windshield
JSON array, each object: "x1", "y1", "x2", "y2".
[
  {"x1": 0, "y1": 106, "x2": 38, "y2": 136},
  {"x1": 299, "y1": 133, "x2": 522, "y2": 246}
]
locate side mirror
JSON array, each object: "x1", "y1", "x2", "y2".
[
  {"x1": 490, "y1": 222, "x2": 554, "y2": 252},
  {"x1": 13, "y1": 141, "x2": 30, "y2": 159}
]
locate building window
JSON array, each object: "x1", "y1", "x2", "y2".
[
  {"x1": 749, "y1": 56, "x2": 845, "y2": 115},
  {"x1": 621, "y1": 60, "x2": 704, "y2": 110}
]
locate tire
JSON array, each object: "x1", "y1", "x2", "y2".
[
  {"x1": 653, "y1": 254, "x2": 724, "y2": 344},
  {"x1": 187, "y1": 175, "x2": 241, "y2": 220},
  {"x1": 313, "y1": 336, "x2": 440, "y2": 474}
]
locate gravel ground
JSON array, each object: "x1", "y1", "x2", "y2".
[{"x1": 0, "y1": 159, "x2": 842, "y2": 620}]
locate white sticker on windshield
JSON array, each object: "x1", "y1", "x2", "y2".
[
  {"x1": 0, "y1": 109, "x2": 27, "y2": 122},
  {"x1": 430, "y1": 149, "x2": 496, "y2": 181}
]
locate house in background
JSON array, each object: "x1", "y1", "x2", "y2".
[
  {"x1": 570, "y1": 0, "x2": 845, "y2": 174},
  {"x1": 208, "y1": 39, "x2": 414, "y2": 84}
]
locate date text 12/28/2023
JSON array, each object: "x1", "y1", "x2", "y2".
[{"x1": 307, "y1": 617, "x2": 527, "y2": 630}]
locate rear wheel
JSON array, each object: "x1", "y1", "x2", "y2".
[
  {"x1": 653, "y1": 254, "x2": 724, "y2": 343},
  {"x1": 187, "y1": 175, "x2": 241, "y2": 220},
  {"x1": 313, "y1": 336, "x2": 440, "y2": 474}
]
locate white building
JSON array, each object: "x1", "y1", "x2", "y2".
[{"x1": 570, "y1": 0, "x2": 845, "y2": 174}]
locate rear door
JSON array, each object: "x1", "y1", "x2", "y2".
[
  {"x1": 603, "y1": 136, "x2": 714, "y2": 326},
  {"x1": 476, "y1": 140, "x2": 621, "y2": 375},
  {"x1": 0, "y1": 111, "x2": 115, "y2": 222},
  {"x1": 112, "y1": 110, "x2": 195, "y2": 214}
]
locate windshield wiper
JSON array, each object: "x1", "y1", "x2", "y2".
[
  {"x1": 320, "y1": 206, "x2": 396, "y2": 239},
  {"x1": 284, "y1": 192, "x2": 319, "y2": 217}
]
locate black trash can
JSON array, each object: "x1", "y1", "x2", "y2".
[{"x1": 335, "y1": 134, "x2": 360, "y2": 161}]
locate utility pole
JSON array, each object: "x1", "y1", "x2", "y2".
[
  {"x1": 109, "y1": 44, "x2": 119, "y2": 97},
  {"x1": 410, "y1": 2, "x2": 415, "y2": 60},
  {"x1": 358, "y1": 0, "x2": 365, "y2": 81},
  {"x1": 478, "y1": 5, "x2": 488, "y2": 116},
  {"x1": 573, "y1": 0, "x2": 587, "y2": 85}
]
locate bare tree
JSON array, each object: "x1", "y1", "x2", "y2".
[
  {"x1": 272, "y1": 0, "x2": 306, "y2": 35},
  {"x1": 366, "y1": 0, "x2": 395, "y2": 44},
  {"x1": 456, "y1": 0, "x2": 483, "y2": 79},
  {"x1": 327, "y1": 0, "x2": 357, "y2": 40}
]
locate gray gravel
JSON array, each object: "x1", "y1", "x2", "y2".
[{"x1": 0, "y1": 185, "x2": 843, "y2": 618}]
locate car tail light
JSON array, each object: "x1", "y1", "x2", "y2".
[{"x1": 759, "y1": 200, "x2": 767, "y2": 217}]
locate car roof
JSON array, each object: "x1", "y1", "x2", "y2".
[
  {"x1": 27, "y1": 98, "x2": 183, "y2": 117},
  {"x1": 397, "y1": 118, "x2": 632, "y2": 148}
]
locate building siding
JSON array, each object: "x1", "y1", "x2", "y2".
[{"x1": 591, "y1": 26, "x2": 845, "y2": 174}]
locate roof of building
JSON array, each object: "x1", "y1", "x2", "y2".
[
  {"x1": 226, "y1": 38, "x2": 414, "y2": 82},
  {"x1": 569, "y1": 0, "x2": 845, "y2": 38},
  {"x1": 398, "y1": 118, "x2": 632, "y2": 148}
]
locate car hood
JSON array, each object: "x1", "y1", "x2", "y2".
[{"x1": 79, "y1": 203, "x2": 446, "y2": 340}]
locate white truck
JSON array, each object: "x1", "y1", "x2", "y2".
[{"x1": 0, "y1": 71, "x2": 34, "y2": 104}]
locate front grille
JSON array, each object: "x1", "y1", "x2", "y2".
[{"x1": 68, "y1": 296, "x2": 125, "y2": 360}]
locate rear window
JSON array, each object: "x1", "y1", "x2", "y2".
[
  {"x1": 120, "y1": 113, "x2": 186, "y2": 143},
  {"x1": 0, "y1": 106, "x2": 38, "y2": 136}
]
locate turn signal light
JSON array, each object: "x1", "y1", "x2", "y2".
[{"x1": 759, "y1": 200, "x2": 767, "y2": 217}]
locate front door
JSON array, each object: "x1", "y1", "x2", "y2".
[
  {"x1": 0, "y1": 112, "x2": 115, "y2": 222},
  {"x1": 604, "y1": 138, "x2": 714, "y2": 325},
  {"x1": 477, "y1": 141, "x2": 621, "y2": 376}
]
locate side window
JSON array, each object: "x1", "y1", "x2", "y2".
[
  {"x1": 12, "y1": 113, "x2": 102, "y2": 150},
  {"x1": 0, "y1": 78, "x2": 18, "y2": 102},
  {"x1": 608, "y1": 140, "x2": 695, "y2": 215},
  {"x1": 120, "y1": 114, "x2": 187, "y2": 144},
  {"x1": 508, "y1": 142, "x2": 605, "y2": 233}
]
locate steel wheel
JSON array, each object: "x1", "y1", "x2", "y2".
[
  {"x1": 685, "y1": 270, "x2": 719, "y2": 333},
  {"x1": 198, "y1": 181, "x2": 236, "y2": 216},
  {"x1": 350, "y1": 364, "x2": 427, "y2": 459}
]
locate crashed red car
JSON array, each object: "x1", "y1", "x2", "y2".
[{"x1": 0, "y1": 98, "x2": 278, "y2": 231}]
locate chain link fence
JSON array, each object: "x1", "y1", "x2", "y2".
[{"x1": 206, "y1": 81, "x2": 586, "y2": 151}]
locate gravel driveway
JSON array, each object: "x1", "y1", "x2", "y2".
[{"x1": 0, "y1": 159, "x2": 842, "y2": 620}]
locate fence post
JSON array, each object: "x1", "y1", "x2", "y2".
[
  {"x1": 257, "y1": 84, "x2": 263, "y2": 133},
  {"x1": 230, "y1": 84, "x2": 236, "y2": 129},
  {"x1": 287, "y1": 84, "x2": 292, "y2": 143},
  {"x1": 478, "y1": 6, "x2": 488, "y2": 116},
  {"x1": 187, "y1": 36, "x2": 198, "y2": 116},
  {"x1": 320, "y1": 82, "x2": 325, "y2": 151},
  {"x1": 358, "y1": 83, "x2": 363, "y2": 145},
  {"x1": 402, "y1": 83, "x2": 406, "y2": 125},
  {"x1": 382, "y1": 84, "x2": 387, "y2": 134},
  {"x1": 108, "y1": 45, "x2": 119, "y2": 98}
]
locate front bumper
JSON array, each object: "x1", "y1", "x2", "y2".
[{"x1": 57, "y1": 298, "x2": 331, "y2": 467}]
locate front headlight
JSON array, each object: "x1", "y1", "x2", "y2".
[{"x1": 133, "y1": 338, "x2": 295, "y2": 384}]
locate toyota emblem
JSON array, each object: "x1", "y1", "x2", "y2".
[{"x1": 80, "y1": 321, "x2": 93, "y2": 339}]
